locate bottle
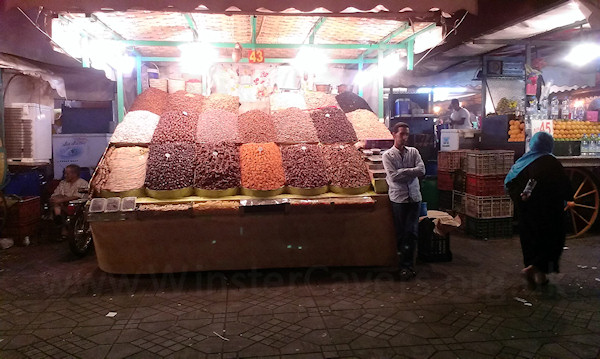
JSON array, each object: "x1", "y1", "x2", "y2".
[
  {"x1": 590, "y1": 134, "x2": 598, "y2": 157},
  {"x1": 561, "y1": 99, "x2": 571, "y2": 120},
  {"x1": 551, "y1": 97, "x2": 559, "y2": 119},
  {"x1": 581, "y1": 134, "x2": 589, "y2": 156}
]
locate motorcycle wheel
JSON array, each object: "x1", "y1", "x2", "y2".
[{"x1": 69, "y1": 215, "x2": 93, "y2": 257}]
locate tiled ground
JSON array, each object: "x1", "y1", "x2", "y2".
[{"x1": 0, "y1": 230, "x2": 599, "y2": 359}]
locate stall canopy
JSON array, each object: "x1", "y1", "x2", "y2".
[{"x1": 4, "y1": 0, "x2": 478, "y2": 15}]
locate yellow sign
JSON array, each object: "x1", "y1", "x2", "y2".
[{"x1": 248, "y1": 50, "x2": 264, "y2": 63}]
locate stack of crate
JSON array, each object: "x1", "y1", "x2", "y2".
[
  {"x1": 452, "y1": 150, "x2": 515, "y2": 239},
  {"x1": 437, "y1": 150, "x2": 467, "y2": 210}
]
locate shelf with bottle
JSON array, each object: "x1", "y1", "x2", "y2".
[{"x1": 553, "y1": 120, "x2": 600, "y2": 141}]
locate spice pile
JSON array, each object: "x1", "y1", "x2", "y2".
[
  {"x1": 145, "y1": 143, "x2": 195, "y2": 190},
  {"x1": 310, "y1": 107, "x2": 358, "y2": 144},
  {"x1": 111, "y1": 111, "x2": 160, "y2": 144},
  {"x1": 272, "y1": 108, "x2": 318, "y2": 143},
  {"x1": 346, "y1": 109, "x2": 393, "y2": 140},
  {"x1": 202, "y1": 93, "x2": 239, "y2": 114},
  {"x1": 281, "y1": 144, "x2": 329, "y2": 188},
  {"x1": 304, "y1": 91, "x2": 340, "y2": 109},
  {"x1": 335, "y1": 92, "x2": 373, "y2": 113},
  {"x1": 151, "y1": 111, "x2": 198, "y2": 143},
  {"x1": 238, "y1": 110, "x2": 277, "y2": 143},
  {"x1": 240, "y1": 143, "x2": 285, "y2": 190},
  {"x1": 168, "y1": 91, "x2": 203, "y2": 113},
  {"x1": 196, "y1": 109, "x2": 239, "y2": 143},
  {"x1": 194, "y1": 143, "x2": 241, "y2": 190},
  {"x1": 129, "y1": 88, "x2": 168, "y2": 115},
  {"x1": 270, "y1": 93, "x2": 307, "y2": 111},
  {"x1": 322, "y1": 144, "x2": 370, "y2": 188}
]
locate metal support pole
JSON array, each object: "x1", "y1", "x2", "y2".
[
  {"x1": 481, "y1": 55, "x2": 487, "y2": 117},
  {"x1": 358, "y1": 56, "x2": 364, "y2": 97},
  {"x1": 251, "y1": 16, "x2": 257, "y2": 49},
  {"x1": 0, "y1": 68, "x2": 4, "y2": 144},
  {"x1": 406, "y1": 39, "x2": 415, "y2": 70},
  {"x1": 136, "y1": 56, "x2": 142, "y2": 95},
  {"x1": 378, "y1": 50, "x2": 384, "y2": 119},
  {"x1": 116, "y1": 69, "x2": 125, "y2": 123}
]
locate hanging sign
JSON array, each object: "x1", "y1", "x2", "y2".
[{"x1": 248, "y1": 49, "x2": 264, "y2": 63}]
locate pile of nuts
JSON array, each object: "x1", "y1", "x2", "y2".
[
  {"x1": 273, "y1": 108, "x2": 319, "y2": 143},
  {"x1": 168, "y1": 91, "x2": 203, "y2": 113},
  {"x1": 194, "y1": 143, "x2": 241, "y2": 190},
  {"x1": 145, "y1": 143, "x2": 195, "y2": 190},
  {"x1": 103, "y1": 146, "x2": 149, "y2": 192},
  {"x1": 346, "y1": 109, "x2": 392, "y2": 140},
  {"x1": 240, "y1": 143, "x2": 285, "y2": 190},
  {"x1": 238, "y1": 110, "x2": 277, "y2": 143},
  {"x1": 270, "y1": 92, "x2": 307, "y2": 111},
  {"x1": 310, "y1": 107, "x2": 358, "y2": 144},
  {"x1": 322, "y1": 144, "x2": 371, "y2": 188},
  {"x1": 304, "y1": 91, "x2": 340, "y2": 109},
  {"x1": 196, "y1": 109, "x2": 239, "y2": 143},
  {"x1": 202, "y1": 93, "x2": 240, "y2": 114},
  {"x1": 111, "y1": 110, "x2": 160, "y2": 144},
  {"x1": 151, "y1": 111, "x2": 198, "y2": 143},
  {"x1": 129, "y1": 88, "x2": 168, "y2": 115},
  {"x1": 281, "y1": 144, "x2": 329, "y2": 188}
]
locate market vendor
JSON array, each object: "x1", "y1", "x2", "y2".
[
  {"x1": 382, "y1": 122, "x2": 426, "y2": 280},
  {"x1": 447, "y1": 99, "x2": 473, "y2": 129},
  {"x1": 50, "y1": 164, "x2": 89, "y2": 226}
]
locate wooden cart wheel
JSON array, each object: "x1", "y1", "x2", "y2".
[
  {"x1": 0, "y1": 191, "x2": 7, "y2": 233},
  {"x1": 564, "y1": 168, "x2": 599, "y2": 239}
]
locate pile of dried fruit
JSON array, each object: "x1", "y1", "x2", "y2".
[
  {"x1": 151, "y1": 111, "x2": 198, "y2": 143},
  {"x1": 240, "y1": 143, "x2": 285, "y2": 190},
  {"x1": 335, "y1": 92, "x2": 373, "y2": 113},
  {"x1": 194, "y1": 143, "x2": 241, "y2": 190},
  {"x1": 196, "y1": 109, "x2": 239, "y2": 143},
  {"x1": 272, "y1": 108, "x2": 319, "y2": 143},
  {"x1": 129, "y1": 87, "x2": 168, "y2": 115},
  {"x1": 304, "y1": 91, "x2": 340, "y2": 109},
  {"x1": 168, "y1": 91, "x2": 203, "y2": 113},
  {"x1": 346, "y1": 109, "x2": 393, "y2": 140},
  {"x1": 322, "y1": 144, "x2": 371, "y2": 188},
  {"x1": 310, "y1": 107, "x2": 358, "y2": 144},
  {"x1": 202, "y1": 93, "x2": 239, "y2": 114},
  {"x1": 281, "y1": 144, "x2": 329, "y2": 188},
  {"x1": 238, "y1": 110, "x2": 277, "y2": 143},
  {"x1": 111, "y1": 111, "x2": 160, "y2": 144},
  {"x1": 145, "y1": 143, "x2": 195, "y2": 190}
]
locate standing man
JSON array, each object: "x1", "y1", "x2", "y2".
[
  {"x1": 382, "y1": 122, "x2": 426, "y2": 280},
  {"x1": 448, "y1": 99, "x2": 473, "y2": 129}
]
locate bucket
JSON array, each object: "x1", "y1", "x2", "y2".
[
  {"x1": 315, "y1": 84, "x2": 331, "y2": 93},
  {"x1": 420, "y1": 202, "x2": 428, "y2": 217}
]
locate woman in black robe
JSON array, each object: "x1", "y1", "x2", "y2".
[{"x1": 505, "y1": 132, "x2": 573, "y2": 288}]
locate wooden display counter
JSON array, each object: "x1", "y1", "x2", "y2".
[{"x1": 89, "y1": 195, "x2": 397, "y2": 274}]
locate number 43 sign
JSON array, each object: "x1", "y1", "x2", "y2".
[{"x1": 248, "y1": 50, "x2": 264, "y2": 63}]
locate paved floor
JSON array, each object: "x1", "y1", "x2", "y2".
[{"x1": 0, "y1": 230, "x2": 599, "y2": 359}]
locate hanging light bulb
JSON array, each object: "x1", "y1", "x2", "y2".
[{"x1": 232, "y1": 42, "x2": 243, "y2": 63}]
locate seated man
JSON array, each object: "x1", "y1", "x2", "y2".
[{"x1": 50, "y1": 164, "x2": 89, "y2": 228}]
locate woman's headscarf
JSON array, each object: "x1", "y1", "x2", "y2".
[{"x1": 504, "y1": 131, "x2": 554, "y2": 186}]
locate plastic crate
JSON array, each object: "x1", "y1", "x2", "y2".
[
  {"x1": 466, "y1": 175, "x2": 506, "y2": 196},
  {"x1": 465, "y1": 194, "x2": 513, "y2": 218},
  {"x1": 418, "y1": 218, "x2": 452, "y2": 262},
  {"x1": 437, "y1": 171, "x2": 454, "y2": 191},
  {"x1": 6, "y1": 196, "x2": 41, "y2": 226},
  {"x1": 466, "y1": 217, "x2": 513, "y2": 239},
  {"x1": 466, "y1": 151, "x2": 514, "y2": 175},
  {"x1": 453, "y1": 171, "x2": 467, "y2": 192},
  {"x1": 438, "y1": 190, "x2": 453, "y2": 210},
  {"x1": 452, "y1": 191, "x2": 466, "y2": 213},
  {"x1": 438, "y1": 151, "x2": 467, "y2": 172}
]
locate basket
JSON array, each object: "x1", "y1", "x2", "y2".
[
  {"x1": 149, "y1": 78, "x2": 168, "y2": 92},
  {"x1": 466, "y1": 150, "x2": 514, "y2": 175},
  {"x1": 452, "y1": 191, "x2": 466, "y2": 213},
  {"x1": 438, "y1": 190, "x2": 453, "y2": 210},
  {"x1": 437, "y1": 171, "x2": 454, "y2": 191},
  {"x1": 466, "y1": 217, "x2": 513, "y2": 239},
  {"x1": 437, "y1": 150, "x2": 467, "y2": 172},
  {"x1": 466, "y1": 175, "x2": 506, "y2": 196},
  {"x1": 465, "y1": 194, "x2": 513, "y2": 219}
]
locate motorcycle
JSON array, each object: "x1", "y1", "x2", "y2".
[{"x1": 65, "y1": 193, "x2": 93, "y2": 257}]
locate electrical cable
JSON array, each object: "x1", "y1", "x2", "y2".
[
  {"x1": 16, "y1": 7, "x2": 82, "y2": 64},
  {"x1": 413, "y1": 11, "x2": 469, "y2": 69}
]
